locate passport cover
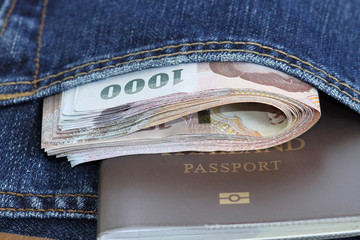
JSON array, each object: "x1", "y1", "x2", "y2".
[{"x1": 97, "y1": 94, "x2": 360, "y2": 240}]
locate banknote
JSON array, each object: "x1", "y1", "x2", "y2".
[
  {"x1": 41, "y1": 62, "x2": 321, "y2": 166},
  {"x1": 58, "y1": 62, "x2": 319, "y2": 133}
]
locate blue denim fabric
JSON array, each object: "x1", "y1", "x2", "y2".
[
  {"x1": 0, "y1": 0, "x2": 359, "y2": 239},
  {"x1": 0, "y1": 0, "x2": 359, "y2": 113},
  {"x1": 0, "y1": 99, "x2": 98, "y2": 239}
]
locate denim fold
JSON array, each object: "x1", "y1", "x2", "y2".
[{"x1": 0, "y1": 0, "x2": 359, "y2": 239}]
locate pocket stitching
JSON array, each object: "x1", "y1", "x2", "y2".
[
  {"x1": 0, "y1": 0, "x2": 17, "y2": 38},
  {"x1": 0, "y1": 41, "x2": 359, "y2": 103},
  {"x1": 0, "y1": 207, "x2": 96, "y2": 214},
  {"x1": 0, "y1": 191, "x2": 97, "y2": 198},
  {"x1": 32, "y1": 0, "x2": 49, "y2": 89}
]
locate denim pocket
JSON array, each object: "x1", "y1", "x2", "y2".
[
  {"x1": 0, "y1": 0, "x2": 359, "y2": 113},
  {"x1": 0, "y1": 98, "x2": 99, "y2": 239},
  {"x1": 0, "y1": 1, "x2": 359, "y2": 239}
]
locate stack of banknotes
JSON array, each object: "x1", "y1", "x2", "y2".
[{"x1": 41, "y1": 62, "x2": 321, "y2": 166}]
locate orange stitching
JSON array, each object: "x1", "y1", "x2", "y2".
[
  {"x1": 0, "y1": 40, "x2": 357, "y2": 96},
  {"x1": 248, "y1": 42, "x2": 358, "y2": 92},
  {"x1": 35, "y1": 41, "x2": 226, "y2": 83},
  {"x1": 0, "y1": 207, "x2": 96, "y2": 214},
  {"x1": 33, "y1": 0, "x2": 49, "y2": 88},
  {"x1": 0, "y1": 49, "x2": 256, "y2": 99},
  {"x1": 0, "y1": 191, "x2": 98, "y2": 198},
  {"x1": 1, "y1": 47, "x2": 359, "y2": 104},
  {"x1": 0, "y1": 0, "x2": 17, "y2": 38},
  {"x1": 0, "y1": 45, "x2": 359, "y2": 103},
  {"x1": 0, "y1": 41, "x2": 237, "y2": 87}
]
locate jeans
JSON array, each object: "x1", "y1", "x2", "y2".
[{"x1": 0, "y1": 0, "x2": 359, "y2": 239}]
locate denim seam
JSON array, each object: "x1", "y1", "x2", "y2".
[
  {"x1": 32, "y1": 0, "x2": 49, "y2": 89},
  {"x1": 0, "y1": 0, "x2": 17, "y2": 38},
  {"x1": 0, "y1": 191, "x2": 98, "y2": 198},
  {"x1": 0, "y1": 190, "x2": 98, "y2": 215},
  {"x1": 0, "y1": 40, "x2": 356, "y2": 90},
  {"x1": 0, "y1": 208, "x2": 96, "y2": 214},
  {"x1": 0, "y1": 43, "x2": 359, "y2": 104}
]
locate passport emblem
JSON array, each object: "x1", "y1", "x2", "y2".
[{"x1": 219, "y1": 192, "x2": 250, "y2": 204}]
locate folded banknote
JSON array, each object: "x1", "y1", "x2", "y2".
[{"x1": 41, "y1": 62, "x2": 320, "y2": 166}]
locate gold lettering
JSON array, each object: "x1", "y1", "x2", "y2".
[
  {"x1": 216, "y1": 151, "x2": 252, "y2": 155},
  {"x1": 286, "y1": 138, "x2": 305, "y2": 151},
  {"x1": 194, "y1": 164, "x2": 207, "y2": 173},
  {"x1": 258, "y1": 161, "x2": 271, "y2": 171},
  {"x1": 209, "y1": 163, "x2": 218, "y2": 173},
  {"x1": 231, "y1": 163, "x2": 242, "y2": 172},
  {"x1": 273, "y1": 145, "x2": 284, "y2": 152},
  {"x1": 184, "y1": 160, "x2": 282, "y2": 174},
  {"x1": 221, "y1": 163, "x2": 230, "y2": 172},
  {"x1": 184, "y1": 164, "x2": 194, "y2": 173},
  {"x1": 270, "y1": 160, "x2": 281, "y2": 170},
  {"x1": 244, "y1": 162, "x2": 256, "y2": 172},
  {"x1": 255, "y1": 148, "x2": 270, "y2": 153}
]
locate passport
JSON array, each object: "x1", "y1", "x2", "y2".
[{"x1": 97, "y1": 94, "x2": 360, "y2": 240}]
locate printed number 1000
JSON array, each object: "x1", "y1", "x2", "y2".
[{"x1": 100, "y1": 69, "x2": 184, "y2": 100}]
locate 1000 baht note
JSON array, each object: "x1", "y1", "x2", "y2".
[
  {"x1": 42, "y1": 62, "x2": 321, "y2": 166},
  {"x1": 59, "y1": 62, "x2": 319, "y2": 133}
]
